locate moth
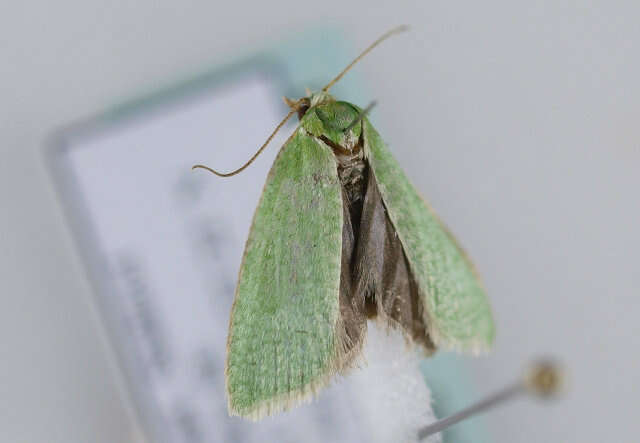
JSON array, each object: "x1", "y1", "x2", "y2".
[{"x1": 194, "y1": 26, "x2": 494, "y2": 420}]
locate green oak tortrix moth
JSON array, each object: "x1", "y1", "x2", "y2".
[{"x1": 194, "y1": 26, "x2": 495, "y2": 420}]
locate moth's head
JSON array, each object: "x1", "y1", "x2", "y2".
[
  {"x1": 192, "y1": 26, "x2": 407, "y2": 178},
  {"x1": 283, "y1": 90, "x2": 335, "y2": 120},
  {"x1": 284, "y1": 92, "x2": 361, "y2": 152}
]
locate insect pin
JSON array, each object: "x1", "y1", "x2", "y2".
[
  {"x1": 418, "y1": 359, "x2": 563, "y2": 440},
  {"x1": 194, "y1": 25, "x2": 495, "y2": 419}
]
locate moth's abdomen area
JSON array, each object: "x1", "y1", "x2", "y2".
[
  {"x1": 336, "y1": 146, "x2": 367, "y2": 234},
  {"x1": 334, "y1": 150, "x2": 436, "y2": 354}
]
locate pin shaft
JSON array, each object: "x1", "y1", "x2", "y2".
[
  {"x1": 418, "y1": 382, "x2": 525, "y2": 440},
  {"x1": 344, "y1": 100, "x2": 377, "y2": 132}
]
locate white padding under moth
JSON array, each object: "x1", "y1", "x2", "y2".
[{"x1": 339, "y1": 324, "x2": 441, "y2": 443}]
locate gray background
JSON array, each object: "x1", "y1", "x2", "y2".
[{"x1": 2, "y1": 1, "x2": 638, "y2": 442}]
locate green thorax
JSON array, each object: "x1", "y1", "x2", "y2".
[{"x1": 300, "y1": 92, "x2": 362, "y2": 152}]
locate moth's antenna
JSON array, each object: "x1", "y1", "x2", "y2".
[
  {"x1": 192, "y1": 108, "x2": 297, "y2": 177},
  {"x1": 322, "y1": 25, "x2": 409, "y2": 92},
  {"x1": 418, "y1": 359, "x2": 563, "y2": 440},
  {"x1": 344, "y1": 100, "x2": 377, "y2": 132}
]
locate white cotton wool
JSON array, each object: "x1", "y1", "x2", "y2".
[{"x1": 340, "y1": 324, "x2": 441, "y2": 443}]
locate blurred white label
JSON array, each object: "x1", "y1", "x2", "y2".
[{"x1": 55, "y1": 71, "x2": 437, "y2": 443}]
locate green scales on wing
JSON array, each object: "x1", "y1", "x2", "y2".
[
  {"x1": 225, "y1": 128, "x2": 346, "y2": 419},
  {"x1": 363, "y1": 118, "x2": 495, "y2": 352},
  {"x1": 193, "y1": 27, "x2": 495, "y2": 420}
]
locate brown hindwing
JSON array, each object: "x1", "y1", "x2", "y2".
[
  {"x1": 335, "y1": 191, "x2": 368, "y2": 367},
  {"x1": 330, "y1": 131, "x2": 435, "y2": 362},
  {"x1": 347, "y1": 166, "x2": 435, "y2": 352}
]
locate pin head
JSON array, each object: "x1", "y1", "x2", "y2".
[{"x1": 525, "y1": 359, "x2": 563, "y2": 398}]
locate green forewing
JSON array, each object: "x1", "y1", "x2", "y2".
[
  {"x1": 363, "y1": 119, "x2": 495, "y2": 352},
  {"x1": 226, "y1": 128, "x2": 344, "y2": 419}
]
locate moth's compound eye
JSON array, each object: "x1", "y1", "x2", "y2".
[{"x1": 296, "y1": 102, "x2": 310, "y2": 120}]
